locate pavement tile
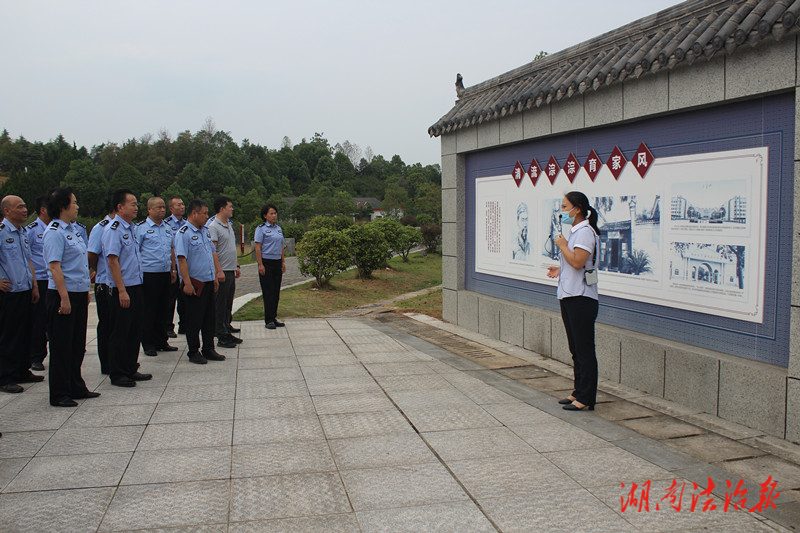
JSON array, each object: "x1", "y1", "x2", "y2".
[
  {"x1": 356, "y1": 501, "x2": 496, "y2": 533},
  {"x1": 306, "y1": 376, "x2": 383, "y2": 396},
  {"x1": 233, "y1": 415, "x2": 325, "y2": 445},
  {"x1": 353, "y1": 351, "x2": 425, "y2": 363},
  {"x1": 595, "y1": 400, "x2": 661, "y2": 421},
  {"x1": 481, "y1": 401, "x2": 560, "y2": 426},
  {"x1": 150, "y1": 399, "x2": 235, "y2": 424},
  {"x1": 716, "y1": 455, "x2": 800, "y2": 493},
  {"x1": 228, "y1": 514, "x2": 360, "y2": 533},
  {"x1": 235, "y1": 396, "x2": 317, "y2": 419},
  {"x1": 329, "y1": 433, "x2": 437, "y2": 469},
  {"x1": 83, "y1": 387, "x2": 164, "y2": 406},
  {"x1": 401, "y1": 404, "x2": 502, "y2": 432},
  {"x1": 389, "y1": 389, "x2": 474, "y2": 410},
  {"x1": 297, "y1": 354, "x2": 360, "y2": 366},
  {"x1": 0, "y1": 487, "x2": 114, "y2": 532},
  {"x1": 545, "y1": 447, "x2": 676, "y2": 488},
  {"x1": 293, "y1": 345, "x2": 353, "y2": 356},
  {"x1": 159, "y1": 383, "x2": 236, "y2": 402},
  {"x1": 5, "y1": 451, "x2": 132, "y2": 492},
  {"x1": 235, "y1": 366, "x2": 305, "y2": 383},
  {"x1": 137, "y1": 420, "x2": 233, "y2": 450},
  {"x1": 479, "y1": 489, "x2": 639, "y2": 532},
  {"x1": 363, "y1": 362, "x2": 441, "y2": 377},
  {"x1": 237, "y1": 356, "x2": 299, "y2": 369},
  {"x1": 341, "y1": 462, "x2": 469, "y2": 511},
  {"x1": 301, "y1": 365, "x2": 370, "y2": 380},
  {"x1": 619, "y1": 415, "x2": 708, "y2": 440},
  {"x1": 100, "y1": 479, "x2": 230, "y2": 531},
  {"x1": 0, "y1": 407, "x2": 74, "y2": 431},
  {"x1": 121, "y1": 446, "x2": 231, "y2": 484},
  {"x1": 311, "y1": 392, "x2": 395, "y2": 415},
  {"x1": 62, "y1": 403, "x2": 156, "y2": 428},
  {"x1": 231, "y1": 440, "x2": 336, "y2": 477},
  {"x1": 375, "y1": 374, "x2": 456, "y2": 393},
  {"x1": 167, "y1": 368, "x2": 238, "y2": 386},
  {"x1": 319, "y1": 410, "x2": 415, "y2": 439},
  {"x1": 230, "y1": 472, "x2": 351, "y2": 521},
  {"x1": 0, "y1": 458, "x2": 28, "y2": 491},
  {"x1": 0, "y1": 430, "x2": 54, "y2": 459},
  {"x1": 447, "y1": 453, "x2": 581, "y2": 499},
  {"x1": 37, "y1": 425, "x2": 145, "y2": 456},
  {"x1": 236, "y1": 380, "x2": 310, "y2": 399},
  {"x1": 422, "y1": 426, "x2": 536, "y2": 461},
  {"x1": 510, "y1": 421, "x2": 616, "y2": 452}
]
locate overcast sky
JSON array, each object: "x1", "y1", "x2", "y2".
[{"x1": 3, "y1": 0, "x2": 679, "y2": 166}]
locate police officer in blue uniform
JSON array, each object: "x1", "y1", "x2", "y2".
[
  {"x1": 103, "y1": 189, "x2": 151, "y2": 387},
  {"x1": 254, "y1": 204, "x2": 286, "y2": 329},
  {"x1": 0, "y1": 195, "x2": 42, "y2": 393},
  {"x1": 27, "y1": 194, "x2": 52, "y2": 371},
  {"x1": 174, "y1": 199, "x2": 226, "y2": 364},
  {"x1": 165, "y1": 196, "x2": 187, "y2": 337},
  {"x1": 88, "y1": 203, "x2": 116, "y2": 375},
  {"x1": 135, "y1": 196, "x2": 178, "y2": 357},
  {"x1": 43, "y1": 187, "x2": 98, "y2": 406}
]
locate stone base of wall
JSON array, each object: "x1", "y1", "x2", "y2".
[{"x1": 447, "y1": 290, "x2": 793, "y2": 441}]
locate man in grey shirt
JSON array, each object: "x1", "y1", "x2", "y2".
[{"x1": 207, "y1": 196, "x2": 242, "y2": 348}]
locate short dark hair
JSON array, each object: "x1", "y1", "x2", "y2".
[
  {"x1": 111, "y1": 189, "x2": 135, "y2": 212},
  {"x1": 168, "y1": 195, "x2": 183, "y2": 207},
  {"x1": 260, "y1": 204, "x2": 278, "y2": 220},
  {"x1": 188, "y1": 199, "x2": 208, "y2": 215},
  {"x1": 46, "y1": 187, "x2": 75, "y2": 220},
  {"x1": 213, "y1": 196, "x2": 232, "y2": 215},
  {"x1": 34, "y1": 195, "x2": 47, "y2": 215}
]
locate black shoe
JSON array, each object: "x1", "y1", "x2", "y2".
[
  {"x1": 274, "y1": 320, "x2": 285, "y2": 327},
  {"x1": 130, "y1": 372, "x2": 152, "y2": 381},
  {"x1": 17, "y1": 373, "x2": 45, "y2": 383},
  {"x1": 31, "y1": 362, "x2": 45, "y2": 371},
  {"x1": 0, "y1": 383, "x2": 24, "y2": 394},
  {"x1": 227, "y1": 335, "x2": 243, "y2": 344},
  {"x1": 563, "y1": 402, "x2": 594, "y2": 411},
  {"x1": 203, "y1": 349, "x2": 226, "y2": 361},
  {"x1": 188, "y1": 351, "x2": 207, "y2": 365},
  {"x1": 111, "y1": 377, "x2": 136, "y2": 387},
  {"x1": 167, "y1": 330, "x2": 177, "y2": 339},
  {"x1": 228, "y1": 326, "x2": 240, "y2": 333},
  {"x1": 217, "y1": 338, "x2": 236, "y2": 349},
  {"x1": 51, "y1": 397, "x2": 78, "y2": 407},
  {"x1": 265, "y1": 321, "x2": 276, "y2": 330},
  {"x1": 158, "y1": 344, "x2": 178, "y2": 352},
  {"x1": 72, "y1": 390, "x2": 101, "y2": 399},
  {"x1": 143, "y1": 349, "x2": 158, "y2": 357},
  {"x1": 558, "y1": 398, "x2": 575, "y2": 405}
]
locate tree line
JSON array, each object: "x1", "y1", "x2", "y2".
[{"x1": 0, "y1": 123, "x2": 442, "y2": 234}]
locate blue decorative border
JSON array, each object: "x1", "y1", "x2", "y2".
[{"x1": 464, "y1": 93, "x2": 794, "y2": 367}]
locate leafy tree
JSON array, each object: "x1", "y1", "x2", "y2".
[
  {"x1": 332, "y1": 190, "x2": 355, "y2": 217},
  {"x1": 63, "y1": 160, "x2": 108, "y2": 217},
  {"x1": 420, "y1": 223, "x2": 442, "y2": 254},
  {"x1": 345, "y1": 223, "x2": 389, "y2": 279},
  {"x1": 414, "y1": 182, "x2": 442, "y2": 221},
  {"x1": 372, "y1": 217, "x2": 404, "y2": 263},
  {"x1": 396, "y1": 226, "x2": 422, "y2": 262},
  {"x1": 331, "y1": 215, "x2": 353, "y2": 231},
  {"x1": 308, "y1": 215, "x2": 335, "y2": 231},
  {"x1": 313, "y1": 156, "x2": 339, "y2": 186},
  {"x1": 109, "y1": 163, "x2": 148, "y2": 198},
  {"x1": 296, "y1": 228, "x2": 351, "y2": 288},
  {"x1": 382, "y1": 179, "x2": 409, "y2": 217},
  {"x1": 313, "y1": 184, "x2": 334, "y2": 215},
  {"x1": 291, "y1": 194, "x2": 315, "y2": 222}
]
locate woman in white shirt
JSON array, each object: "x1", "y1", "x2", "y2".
[{"x1": 546, "y1": 191, "x2": 600, "y2": 411}]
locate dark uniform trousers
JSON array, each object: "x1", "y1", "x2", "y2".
[
  {"x1": 259, "y1": 259, "x2": 283, "y2": 324},
  {"x1": 184, "y1": 281, "x2": 215, "y2": 353},
  {"x1": 0, "y1": 290, "x2": 34, "y2": 386},
  {"x1": 46, "y1": 290, "x2": 89, "y2": 400},
  {"x1": 215, "y1": 270, "x2": 236, "y2": 337},
  {"x1": 109, "y1": 284, "x2": 144, "y2": 381},
  {"x1": 559, "y1": 296, "x2": 599, "y2": 406},
  {"x1": 94, "y1": 283, "x2": 112, "y2": 374},
  {"x1": 29, "y1": 279, "x2": 49, "y2": 365},
  {"x1": 167, "y1": 278, "x2": 185, "y2": 332},
  {"x1": 142, "y1": 272, "x2": 171, "y2": 350}
]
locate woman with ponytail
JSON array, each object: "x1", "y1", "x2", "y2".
[{"x1": 546, "y1": 191, "x2": 601, "y2": 411}]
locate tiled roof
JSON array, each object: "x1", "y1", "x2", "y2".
[{"x1": 429, "y1": 0, "x2": 800, "y2": 137}]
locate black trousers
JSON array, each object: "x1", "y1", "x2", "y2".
[
  {"x1": 29, "y1": 279, "x2": 49, "y2": 365},
  {"x1": 46, "y1": 290, "x2": 88, "y2": 401},
  {"x1": 259, "y1": 259, "x2": 282, "y2": 324},
  {"x1": 142, "y1": 272, "x2": 171, "y2": 350},
  {"x1": 215, "y1": 270, "x2": 235, "y2": 337},
  {"x1": 184, "y1": 281, "x2": 215, "y2": 353},
  {"x1": 94, "y1": 283, "x2": 112, "y2": 374},
  {"x1": 167, "y1": 277, "x2": 185, "y2": 332},
  {"x1": 109, "y1": 284, "x2": 144, "y2": 381},
  {"x1": 559, "y1": 296, "x2": 599, "y2": 406},
  {"x1": 0, "y1": 290, "x2": 33, "y2": 386}
]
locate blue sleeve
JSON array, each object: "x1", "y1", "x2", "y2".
[
  {"x1": 88, "y1": 226, "x2": 103, "y2": 254},
  {"x1": 174, "y1": 232, "x2": 187, "y2": 258},
  {"x1": 254, "y1": 225, "x2": 263, "y2": 244},
  {"x1": 103, "y1": 228, "x2": 121, "y2": 258},
  {"x1": 43, "y1": 230, "x2": 65, "y2": 264},
  {"x1": 134, "y1": 225, "x2": 145, "y2": 250}
]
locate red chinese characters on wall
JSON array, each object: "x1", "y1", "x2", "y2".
[
  {"x1": 584, "y1": 149, "x2": 601, "y2": 181},
  {"x1": 528, "y1": 158, "x2": 542, "y2": 186},
  {"x1": 564, "y1": 153, "x2": 580, "y2": 183},
  {"x1": 607, "y1": 146, "x2": 627, "y2": 180},
  {"x1": 511, "y1": 160, "x2": 525, "y2": 187},
  {"x1": 546, "y1": 156, "x2": 560, "y2": 184}
]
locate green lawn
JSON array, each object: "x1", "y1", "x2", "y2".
[
  {"x1": 234, "y1": 252, "x2": 442, "y2": 320},
  {"x1": 394, "y1": 287, "x2": 443, "y2": 320}
]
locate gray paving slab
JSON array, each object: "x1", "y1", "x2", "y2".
[
  {"x1": 318, "y1": 410, "x2": 416, "y2": 439},
  {"x1": 329, "y1": 433, "x2": 437, "y2": 469},
  {"x1": 0, "y1": 430, "x2": 53, "y2": 458},
  {"x1": 311, "y1": 392, "x2": 395, "y2": 415},
  {"x1": 37, "y1": 424, "x2": 145, "y2": 456},
  {"x1": 229, "y1": 514, "x2": 360, "y2": 533},
  {"x1": 0, "y1": 487, "x2": 114, "y2": 532},
  {"x1": 5, "y1": 451, "x2": 132, "y2": 492},
  {"x1": 121, "y1": 446, "x2": 231, "y2": 485},
  {"x1": 231, "y1": 440, "x2": 336, "y2": 477},
  {"x1": 421, "y1": 426, "x2": 537, "y2": 461},
  {"x1": 0, "y1": 458, "x2": 28, "y2": 491},
  {"x1": 150, "y1": 399, "x2": 235, "y2": 424},
  {"x1": 233, "y1": 415, "x2": 325, "y2": 445},
  {"x1": 61, "y1": 402, "x2": 156, "y2": 427},
  {"x1": 234, "y1": 395, "x2": 317, "y2": 419},
  {"x1": 356, "y1": 501, "x2": 497, "y2": 533}
]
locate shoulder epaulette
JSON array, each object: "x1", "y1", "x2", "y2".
[
  {"x1": 49, "y1": 222, "x2": 59, "y2": 230},
  {"x1": 0, "y1": 223, "x2": 4, "y2": 231},
  {"x1": 179, "y1": 226, "x2": 189, "y2": 233},
  {"x1": 99, "y1": 219, "x2": 110, "y2": 227},
  {"x1": 110, "y1": 221, "x2": 119, "y2": 230},
  {"x1": 258, "y1": 222, "x2": 266, "y2": 228},
  {"x1": 76, "y1": 221, "x2": 86, "y2": 229},
  {"x1": 26, "y1": 221, "x2": 37, "y2": 229},
  {"x1": 136, "y1": 220, "x2": 146, "y2": 226}
]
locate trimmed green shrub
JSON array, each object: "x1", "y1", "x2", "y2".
[
  {"x1": 308, "y1": 215, "x2": 335, "y2": 231},
  {"x1": 296, "y1": 228, "x2": 351, "y2": 288},
  {"x1": 421, "y1": 223, "x2": 441, "y2": 254},
  {"x1": 345, "y1": 223, "x2": 389, "y2": 279}
]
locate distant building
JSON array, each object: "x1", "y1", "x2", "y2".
[{"x1": 284, "y1": 197, "x2": 397, "y2": 221}]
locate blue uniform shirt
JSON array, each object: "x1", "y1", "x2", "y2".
[
  {"x1": 254, "y1": 222, "x2": 284, "y2": 260},
  {"x1": 43, "y1": 219, "x2": 90, "y2": 292},
  {"x1": 76, "y1": 222, "x2": 88, "y2": 246},
  {"x1": 165, "y1": 214, "x2": 186, "y2": 244},
  {"x1": 88, "y1": 216, "x2": 113, "y2": 285},
  {"x1": 174, "y1": 221, "x2": 216, "y2": 283},
  {"x1": 102, "y1": 217, "x2": 143, "y2": 288},
  {"x1": 26, "y1": 217, "x2": 49, "y2": 281},
  {"x1": 0, "y1": 221, "x2": 34, "y2": 292},
  {"x1": 135, "y1": 217, "x2": 173, "y2": 273}
]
